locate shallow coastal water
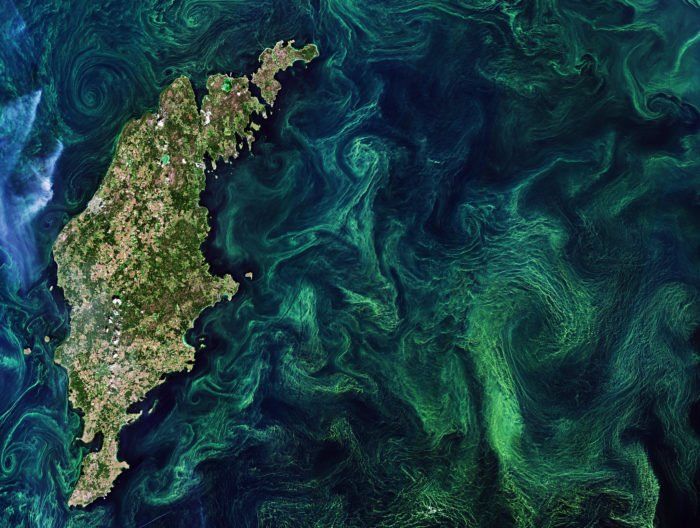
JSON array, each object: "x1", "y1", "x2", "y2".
[{"x1": 1, "y1": 0, "x2": 700, "y2": 526}]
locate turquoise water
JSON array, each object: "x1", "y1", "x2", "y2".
[{"x1": 1, "y1": 0, "x2": 700, "y2": 526}]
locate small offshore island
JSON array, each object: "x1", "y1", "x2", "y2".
[{"x1": 53, "y1": 41, "x2": 318, "y2": 506}]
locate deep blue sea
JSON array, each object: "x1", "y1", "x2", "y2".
[{"x1": 1, "y1": 0, "x2": 700, "y2": 526}]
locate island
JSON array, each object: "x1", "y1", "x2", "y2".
[{"x1": 53, "y1": 41, "x2": 319, "y2": 506}]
